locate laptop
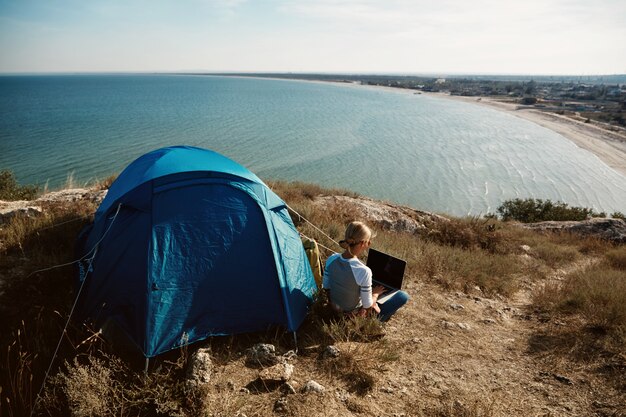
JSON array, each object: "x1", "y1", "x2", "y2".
[{"x1": 366, "y1": 248, "x2": 406, "y2": 303}]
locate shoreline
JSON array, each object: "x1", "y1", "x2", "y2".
[{"x1": 421, "y1": 92, "x2": 626, "y2": 177}]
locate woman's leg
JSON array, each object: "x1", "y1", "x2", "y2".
[{"x1": 377, "y1": 290, "x2": 410, "y2": 322}]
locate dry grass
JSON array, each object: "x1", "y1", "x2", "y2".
[
  {"x1": 0, "y1": 200, "x2": 97, "y2": 417},
  {"x1": 605, "y1": 246, "x2": 626, "y2": 270},
  {"x1": 39, "y1": 352, "x2": 206, "y2": 417},
  {"x1": 421, "y1": 216, "x2": 510, "y2": 254},
  {"x1": 2, "y1": 180, "x2": 624, "y2": 416},
  {"x1": 92, "y1": 174, "x2": 118, "y2": 191},
  {"x1": 0, "y1": 200, "x2": 96, "y2": 260},
  {"x1": 533, "y1": 262, "x2": 626, "y2": 350},
  {"x1": 530, "y1": 240, "x2": 580, "y2": 267},
  {"x1": 562, "y1": 266, "x2": 626, "y2": 331}
]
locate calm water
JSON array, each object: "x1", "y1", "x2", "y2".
[{"x1": 1, "y1": 74, "x2": 625, "y2": 216}]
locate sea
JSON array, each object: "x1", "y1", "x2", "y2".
[{"x1": 1, "y1": 74, "x2": 625, "y2": 216}]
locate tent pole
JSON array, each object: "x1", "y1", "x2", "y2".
[
  {"x1": 144, "y1": 357, "x2": 149, "y2": 375},
  {"x1": 292, "y1": 331, "x2": 298, "y2": 353}
]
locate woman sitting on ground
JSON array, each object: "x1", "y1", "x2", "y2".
[{"x1": 322, "y1": 221, "x2": 409, "y2": 321}]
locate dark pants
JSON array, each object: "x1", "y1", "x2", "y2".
[{"x1": 378, "y1": 290, "x2": 410, "y2": 321}]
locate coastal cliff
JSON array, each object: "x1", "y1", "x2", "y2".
[{"x1": 1, "y1": 182, "x2": 624, "y2": 416}]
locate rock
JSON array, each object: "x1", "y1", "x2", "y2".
[
  {"x1": 312, "y1": 195, "x2": 448, "y2": 234},
  {"x1": 281, "y1": 382, "x2": 297, "y2": 395},
  {"x1": 282, "y1": 350, "x2": 297, "y2": 361},
  {"x1": 0, "y1": 205, "x2": 42, "y2": 224},
  {"x1": 520, "y1": 244, "x2": 531, "y2": 253},
  {"x1": 239, "y1": 387, "x2": 250, "y2": 394},
  {"x1": 457, "y1": 323, "x2": 471, "y2": 331},
  {"x1": 0, "y1": 188, "x2": 108, "y2": 225},
  {"x1": 521, "y1": 218, "x2": 626, "y2": 244},
  {"x1": 303, "y1": 380, "x2": 325, "y2": 394},
  {"x1": 483, "y1": 318, "x2": 497, "y2": 325},
  {"x1": 258, "y1": 363, "x2": 294, "y2": 383},
  {"x1": 186, "y1": 348, "x2": 213, "y2": 387},
  {"x1": 273, "y1": 397, "x2": 288, "y2": 412},
  {"x1": 449, "y1": 303, "x2": 465, "y2": 311},
  {"x1": 37, "y1": 188, "x2": 107, "y2": 204},
  {"x1": 381, "y1": 386, "x2": 394, "y2": 393},
  {"x1": 554, "y1": 374, "x2": 573, "y2": 385},
  {"x1": 442, "y1": 320, "x2": 470, "y2": 330},
  {"x1": 247, "y1": 343, "x2": 280, "y2": 367},
  {"x1": 322, "y1": 345, "x2": 341, "y2": 358}
]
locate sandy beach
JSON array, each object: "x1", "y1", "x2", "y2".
[{"x1": 422, "y1": 92, "x2": 626, "y2": 177}]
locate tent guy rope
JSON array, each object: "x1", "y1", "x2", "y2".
[
  {"x1": 30, "y1": 203, "x2": 122, "y2": 417},
  {"x1": 286, "y1": 203, "x2": 341, "y2": 250}
]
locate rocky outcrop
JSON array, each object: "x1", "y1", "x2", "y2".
[
  {"x1": 186, "y1": 348, "x2": 213, "y2": 387},
  {"x1": 312, "y1": 195, "x2": 448, "y2": 234},
  {"x1": 0, "y1": 188, "x2": 107, "y2": 225},
  {"x1": 246, "y1": 343, "x2": 281, "y2": 367},
  {"x1": 521, "y1": 218, "x2": 626, "y2": 244}
]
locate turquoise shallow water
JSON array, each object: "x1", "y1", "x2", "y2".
[{"x1": 1, "y1": 74, "x2": 624, "y2": 216}]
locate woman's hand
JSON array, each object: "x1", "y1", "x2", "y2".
[
  {"x1": 372, "y1": 285, "x2": 386, "y2": 296},
  {"x1": 370, "y1": 303, "x2": 381, "y2": 314}
]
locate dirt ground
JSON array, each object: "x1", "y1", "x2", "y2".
[{"x1": 200, "y1": 264, "x2": 624, "y2": 417}]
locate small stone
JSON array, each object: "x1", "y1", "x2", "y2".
[
  {"x1": 273, "y1": 397, "x2": 288, "y2": 412},
  {"x1": 381, "y1": 386, "x2": 394, "y2": 393},
  {"x1": 303, "y1": 380, "x2": 325, "y2": 394},
  {"x1": 259, "y1": 363, "x2": 294, "y2": 382},
  {"x1": 0, "y1": 205, "x2": 43, "y2": 224},
  {"x1": 247, "y1": 343, "x2": 279, "y2": 367},
  {"x1": 449, "y1": 303, "x2": 465, "y2": 311},
  {"x1": 239, "y1": 387, "x2": 250, "y2": 394},
  {"x1": 282, "y1": 382, "x2": 297, "y2": 395},
  {"x1": 186, "y1": 348, "x2": 213, "y2": 387},
  {"x1": 554, "y1": 374, "x2": 573, "y2": 385},
  {"x1": 457, "y1": 323, "x2": 471, "y2": 330},
  {"x1": 282, "y1": 350, "x2": 297, "y2": 360},
  {"x1": 442, "y1": 320, "x2": 456, "y2": 329},
  {"x1": 520, "y1": 244, "x2": 531, "y2": 253},
  {"x1": 483, "y1": 318, "x2": 497, "y2": 325},
  {"x1": 322, "y1": 345, "x2": 341, "y2": 358}
]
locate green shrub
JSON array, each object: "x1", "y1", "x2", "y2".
[
  {"x1": 611, "y1": 211, "x2": 625, "y2": 220},
  {"x1": 0, "y1": 170, "x2": 39, "y2": 201},
  {"x1": 496, "y1": 198, "x2": 596, "y2": 222}
]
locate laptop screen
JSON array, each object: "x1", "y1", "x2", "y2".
[{"x1": 366, "y1": 248, "x2": 406, "y2": 290}]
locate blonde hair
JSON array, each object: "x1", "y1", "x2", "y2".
[{"x1": 339, "y1": 221, "x2": 374, "y2": 255}]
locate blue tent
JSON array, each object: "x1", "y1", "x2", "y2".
[{"x1": 77, "y1": 146, "x2": 317, "y2": 357}]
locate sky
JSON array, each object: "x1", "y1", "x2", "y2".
[{"x1": 0, "y1": 0, "x2": 625, "y2": 75}]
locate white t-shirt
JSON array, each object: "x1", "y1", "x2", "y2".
[{"x1": 322, "y1": 253, "x2": 374, "y2": 311}]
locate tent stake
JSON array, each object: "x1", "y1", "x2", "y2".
[
  {"x1": 292, "y1": 331, "x2": 298, "y2": 353},
  {"x1": 144, "y1": 357, "x2": 150, "y2": 375}
]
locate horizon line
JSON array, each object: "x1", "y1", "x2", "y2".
[{"x1": 1, "y1": 70, "x2": 625, "y2": 78}]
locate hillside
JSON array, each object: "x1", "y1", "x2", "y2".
[{"x1": 1, "y1": 182, "x2": 625, "y2": 417}]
